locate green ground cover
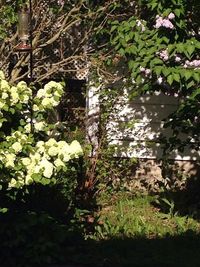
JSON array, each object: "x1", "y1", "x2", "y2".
[{"x1": 65, "y1": 192, "x2": 200, "y2": 267}]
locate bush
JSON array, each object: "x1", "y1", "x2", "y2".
[{"x1": 0, "y1": 71, "x2": 84, "y2": 266}]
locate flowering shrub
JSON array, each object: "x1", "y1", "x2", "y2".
[
  {"x1": 108, "y1": 0, "x2": 200, "y2": 152},
  {"x1": 0, "y1": 71, "x2": 83, "y2": 188}
]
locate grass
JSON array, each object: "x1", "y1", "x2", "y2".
[
  {"x1": 92, "y1": 192, "x2": 200, "y2": 239},
  {"x1": 64, "y1": 191, "x2": 200, "y2": 267},
  {"x1": 2, "y1": 190, "x2": 200, "y2": 267}
]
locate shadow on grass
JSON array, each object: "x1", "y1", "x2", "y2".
[
  {"x1": 153, "y1": 172, "x2": 200, "y2": 220},
  {"x1": 1, "y1": 220, "x2": 200, "y2": 267},
  {"x1": 58, "y1": 232, "x2": 200, "y2": 267},
  {"x1": 1, "y1": 180, "x2": 200, "y2": 267},
  {"x1": 0, "y1": 182, "x2": 94, "y2": 267}
]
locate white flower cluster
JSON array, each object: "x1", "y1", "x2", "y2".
[
  {"x1": 34, "y1": 81, "x2": 64, "y2": 111},
  {"x1": 24, "y1": 120, "x2": 47, "y2": 133},
  {"x1": 8, "y1": 138, "x2": 83, "y2": 187},
  {"x1": 0, "y1": 77, "x2": 32, "y2": 113},
  {"x1": 136, "y1": 19, "x2": 146, "y2": 32},
  {"x1": 0, "y1": 131, "x2": 32, "y2": 170},
  {"x1": 0, "y1": 71, "x2": 83, "y2": 189}
]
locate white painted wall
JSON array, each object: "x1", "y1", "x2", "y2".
[{"x1": 87, "y1": 86, "x2": 200, "y2": 161}]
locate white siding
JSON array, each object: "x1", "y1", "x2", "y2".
[{"x1": 87, "y1": 86, "x2": 200, "y2": 161}]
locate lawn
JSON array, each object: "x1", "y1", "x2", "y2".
[{"x1": 64, "y1": 192, "x2": 200, "y2": 267}]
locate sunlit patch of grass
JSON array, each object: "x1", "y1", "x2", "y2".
[{"x1": 93, "y1": 193, "x2": 200, "y2": 240}]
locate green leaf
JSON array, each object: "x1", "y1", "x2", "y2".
[
  {"x1": 167, "y1": 75, "x2": 173, "y2": 85},
  {"x1": 161, "y1": 36, "x2": 169, "y2": 44},
  {"x1": 187, "y1": 80, "x2": 195, "y2": 89},
  {"x1": 176, "y1": 43, "x2": 184, "y2": 53},
  {"x1": 187, "y1": 45, "x2": 195, "y2": 56},
  {"x1": 173, "y1": 73, "x2": 180, "y2": 82},
  {"x1": 111, "y1": 25, "x2": 117, "y2": 33},
  {"x1": 190, "y1": 87, "x2": 200, "y2": 99},
  {"x1": 150, "y1": 2, "x2": 158, "y2": 10},
  {"x1": 193, "y1": 72, "x2": 200, "y2": 82},
  {"x1": 0, "y1": 208, "x2": 8, "y2": 213},
  {"x1": 155, "y1": 66, "x2": 162, "y2": 76},
  {"x1": 128, "y1": 60, "x2": 139, "y2": 69},
  {"x1": 9, "y1": 108, "x2": 15, "y2": 114},
  {"x1": 184, "y1": 70, "x2": 192, "y2": 81},
  {"x1": 3, "y1": 105, "x2": 9, "y2": 111},
  {"x1": 119, "y1": 48, "x2": 125, "y2": 56},
  {"x1": 174, "y1": 9, "x2": 181, "y2": 17},
  {"x1": 162, "y1": 68, "x2": 170, "y2": 77},
  {"x1": 152, "y1": 58, "x2": 163, "y2": 65}
]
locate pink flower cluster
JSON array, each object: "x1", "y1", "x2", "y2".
[
  {"x1": 175, "y1": 55, "x2": 181, "y2": 62},
  {"x1": 140, "y1": 66, "x2": 151, "y2": 77},
  {"x1": 57, "y1": 0, "x2": 64, "y2": 5},
  {"x1": 157, "y1": 49, "x2": 169, "y2": 61},
  {"x1": 155, "y1": 13, "x2": 175, "y2": 29},
  {"x1": 184, "y1": 60, "x2": 200, "y2": 68}
]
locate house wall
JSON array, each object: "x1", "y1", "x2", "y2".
[
  {"x1": 87, "y1": 85, "x2": 200, "y2": 161},
  {"x1": 86, "y1": 85, "x2": 200, "y2": 191}
]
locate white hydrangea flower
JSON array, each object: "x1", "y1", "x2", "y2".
[
  {"x1": 22, "y1": 94, "x2": 30, "y2": 104},
  {"x1": 24, "y1": 123, "x2": 31, "y2": 133},
  {"x1": 25, "y1": 175, "x2": 33, "y2": 185},
  {"x1": 46, "y1": 138, "x2": 57, "y2": 147},
  {"x1": 30, "y1": 152, "x2": 41, "y2": 161},
  {"x1": 12, "y1": 142, "x2": 22, "y2": 153},
  {"x1": 58, "y1": 141, "x2": 67, "y2": 148},
  {"x1": 0, "y1": 70, "x2": 5, "y2": 80},
  {"x1": 60, "y1": 143, "x2": 70, "y2": 153},
  {"x1": 17, "y1": 81, "x2": 27, "y2": 87},
  {"x1": 8, "y1": 178, "x2": 17, "y2": 188},
  {"x1": 4, "y1": 153, "x2": 16, "y2": 168},
  {"x1": 69, "y1": 140, "x2": 83, "y2": 156},
  {"x1": 37, "y1": 89, "x2": 45, "y2": 98},
  {"x1": 41, "y1": 98, "x2": 52, "y2": 107},
  {"x1": 36, "y1": 141, "x2": 45, "y2": 147},
  {"x1": 21, "y1": 157, "x2": 31, "y2": 166},
  {"x1": 54, "y1": 158, "x2": 65, "y2": 168},
  {"x1": 48, "y1": 146, "x2": 58, "y2": 156},
  {"x1": 33, "y1": 164, "x2": 41, "y2": 174},
  {"x1": 44, "y1": 81, "x2": 61, "y2": 92},
  {"x1": 33, "y1": 104, "x2": 39, "y2": 111},
  {"x1": 63, "y1": 153, "x2": 71, "y2": 162},
  {"x1": 34, "y1": 121, "x2": 45, "y2": 132},
  {"x1": 1, "y1": 80, "x2": 10, "y2": 90},
  {"x1": 51, "y1": 99, "x2": 59, "y2": 106},
  {"x1": 40, "y1": 158, "x2": 54, "y2": 178},
  {"x1": 2, "y1": 92, "x2": 8, "y2": 99},
  {"x1": 11, "y1": 91, "x2": 20, "y2": 104}
]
